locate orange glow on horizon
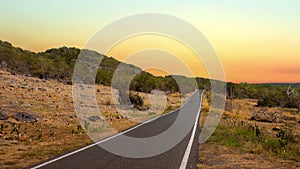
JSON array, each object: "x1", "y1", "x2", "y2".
[
  {"x1": 106, "y1": 34, "x2": 209, "y2": 79},
  {"x1": 144, "y1": 68, "x2": 168, "y2": 77}
]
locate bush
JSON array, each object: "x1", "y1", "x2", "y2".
[
  {"x1": 129, "y1": 92, "x2": 144, "y2": 107},
  {"x1": 277, "y1": 129, "x2": 290, "y2": 147}
]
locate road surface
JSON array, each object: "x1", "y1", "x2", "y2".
[{"x1": 31, "y1": 91, "x2": 202, "y2": 169}]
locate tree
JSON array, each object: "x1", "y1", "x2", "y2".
[{"x1": 227, "y1": 82, "x2": 235, "y2": 112}]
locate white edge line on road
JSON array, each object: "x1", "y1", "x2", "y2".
[
  {"x1": 179, "y1": 91, "x2": 203, "y2": 169},
  {"x1": 32, "y1": 91, "x2": 199, "y2": 169}
]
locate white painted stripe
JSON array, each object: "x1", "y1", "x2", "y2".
[
  {"x1": 179, "y1": 91, "x2": 203, "y2": 169},
  {"x1": 32, "y1": 91, "x2": 197, "y2": 169}
]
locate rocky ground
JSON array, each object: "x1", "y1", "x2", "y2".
[{"x1": 0, "y1": 70, "x2": 183, "y2": 168}]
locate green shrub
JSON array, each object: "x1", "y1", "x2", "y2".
[
  {"x1": 208, "y1": 122, "x2": 300, "y2": 161},
  {"x1": 129, "y1": 92, "x2": 144, "y2": 107},
  {"x1": 277, "y1": 129, "x2": 290, "y2": 147},
  {"x1": 148, "y1": 112, "x2": 156, "y2": 115}
]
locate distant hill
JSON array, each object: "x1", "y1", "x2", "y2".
[
  {"x1": 0, "y1": 40, "x2": 210, "y2": 94},
  {"x1": 0, "y1": 40, "x2": 126, "y2": 83}
]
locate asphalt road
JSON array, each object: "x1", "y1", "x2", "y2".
[{"x1": 31, "y1": 91, "x2": 202, "y2": 169}]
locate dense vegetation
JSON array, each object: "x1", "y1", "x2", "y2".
[
  {"x1": 0, "y1": 40, "x2": 206, "y2": 92},
  {"x1": 227, "y1": 82, "x2": 300, "y2": 108},
  {"x1": 0, "y1": 40, "x2": 299, "y2": 108}
]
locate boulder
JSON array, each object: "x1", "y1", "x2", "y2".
[
  {"x1": 134, "y1": 105, "x2": 149, "y2": 111},
  {"x1": 250, "y1": 109, "x2": 282, "y2": 123},
  {"x1": 0, "y1": 111, "x2": 8, "y2": 120},
  {"x1": 272, "y1": 126, "x2": 281, "y2": 131},
  {"x1": 88, "y1": 115, "x2": 102, "y2": 122},
  {"x1": 116, "y1": 115, "x2": 124, "y2": 119},
  {"x1": 13, "y1": 112, "x2": 38, "y2": 122},
  {"x1": 37, "y1": 87, "x2": 47, "y2": 91}
]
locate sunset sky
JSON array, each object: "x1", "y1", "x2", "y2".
[{"x1": 0, "y1": 0, "x2": 299, "y2": 83}]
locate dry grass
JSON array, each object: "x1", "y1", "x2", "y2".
[
  {"x1": 0, "y1": 70, "x2": 185, "y2": 168},
  {"x1": 198, "y1": 142, "x2": 299, "y2": 169},
  {"x1": 198, "y1": 92, "x2": 300, "y2": 168}
]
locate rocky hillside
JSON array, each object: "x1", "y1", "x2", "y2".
[
  {"x1": 0, "y1": 40, "x2": 210, "y2": 94},
  {"x1": 0, "y1": 69, "x2": 185, "y2": 168}
]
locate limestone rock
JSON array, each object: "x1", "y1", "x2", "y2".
[
  {"x1": 251, "y1": 109, "x2": 282, "y2": 123},
  {"x1": 88, "y1": 115, "x2": 102, "y2": 122},
  {"x1": 0, "y1": 111, "x2": 8, "y2": 120},
  {"x1": 13, "y1": 112, "x2": 38, "y2": 122}
]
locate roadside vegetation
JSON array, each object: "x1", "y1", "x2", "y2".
[
  {"x1": 199, "y1": 91, "x2": 300, "y2": 168},
  {"x1": 227, "y1": 82, "x2": 300, "y2": 109},
  {"x1": 209, "y1": 119, "x2": 300, "y2": 161}
]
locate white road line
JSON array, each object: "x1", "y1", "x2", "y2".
[
  {"x1": 32, "y1": 91, "x2": 198, "y2": 169},
  {"x1": 179, "y1": 91, "x2": 203, "y2": 169}
]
